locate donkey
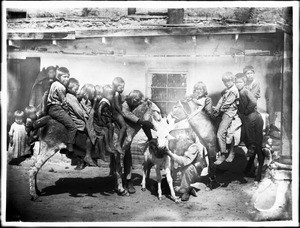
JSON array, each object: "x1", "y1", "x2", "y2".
[{"x1": 28, "y1": 99, "x2": 161, "y2": 201}]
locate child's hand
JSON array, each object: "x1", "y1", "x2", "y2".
[{"x1": 121, "y1": 112, "x2": 126, "y2": 118}]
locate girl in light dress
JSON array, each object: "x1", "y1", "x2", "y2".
[{"x1": 8, "y1": 110, "x2": 30, "y2": 161}]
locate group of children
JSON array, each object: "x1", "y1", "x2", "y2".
[
  {"x1": 187, "y1": 65, "x2": 262, "y2": 166},
  {"x1": 8, "y1": 66, "x2": 129, "y2": 169}
]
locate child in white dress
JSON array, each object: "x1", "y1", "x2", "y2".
[{"x1": 8, "y1": 110, "x2": 30, "y2": 161}]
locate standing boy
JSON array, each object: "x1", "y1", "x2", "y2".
[
  {"x1": 243, "y1": 65, "x2": 261, "y2": 100},
  {"x1": 47, "y1": 67, "x2": 77, "y2": 153},
  {"x1": 111, "y1": 77, "x2": 127, "y2": 154},
  {"x1": 213, "y1": 72, "x2": 240, "y2": 165},
  {"x1": 235, "y1": 73, "x2": 264, "y2": 175}
]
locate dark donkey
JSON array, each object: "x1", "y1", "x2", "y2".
[
  {"x1": 170, "y1": 100, "x2": 266, "y2": 183},
  {"x1": 29, "y1": 99, "x2": 161, "y2": 201}
]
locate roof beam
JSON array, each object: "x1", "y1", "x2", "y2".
[{"x1": 7, "y1": 24, "x2": 277, "y2": 40}]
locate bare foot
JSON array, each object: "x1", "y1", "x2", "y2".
[
  {"x1": 225, "y1": 152, "x2": 235, "y2": 162},
  {"x1": 83, "y1": 156, "x2": 97, "y2": 167},
  {"x1": 105, "y1": 145, "x2": 114, "y2": 154}
]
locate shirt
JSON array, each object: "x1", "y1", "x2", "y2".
[
  {"x1": 65, "y1": 93, "x2": 88, "y2": 131},
  {"x1": 191, "y1": 96, "x2": 214, "y2": 118},
  {"x1": 245, "y1": 79, "x2": 261, "y2": 100},
  {"x1": 174, "y1": 144, "x2": 207, "y2": 170},
  {"x1": 122, "y1": 100, "x2": 139, "y2": 123},
  {"x1": 47, "y1": 81, "x2": 66, "y2": 106},
  {"x1": 215, "y1": 85, "x2": 239, "y2": 118},
  {"x1": 238, "y1": 87, "x2": 257, "y2": 116}
]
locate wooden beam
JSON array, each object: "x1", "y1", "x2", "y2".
[
  {"x1": 7, "y1": 31, "x2": 76, "y2": 40},
  {"x1": 280, "y1": 32, "x2": 292, "y2": 163},
  {"x1": 75, "y1": 24, "x2": 277, "y2": 38}
]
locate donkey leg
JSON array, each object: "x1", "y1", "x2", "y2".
[
  {"x1": 141, "y1": 163, "x2": 148, "y2": 191},
  {"x1": 29, "y1": 142, "x2": 64, "y2": 201},
  {"x1": 115, "y1": 153, "x2": 128, "y2": 196},
  {"x1": 165, "y1": 167, "x2": 179, "y2": 203},
  {"x1": 156, "y1": 166, "x2": 163, "y2": 200}
]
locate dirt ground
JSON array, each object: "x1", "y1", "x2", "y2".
[{"x1": 5, "y1": 148, "x2": 263, "y2": 223}]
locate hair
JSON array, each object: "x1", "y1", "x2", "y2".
[
  {"x1": 79, "y1": 84, "x2": 96, "y2": 101},
  {"x1": 193, "y1": 81, "x2": 208, "y2": 96},
  {"x1": 235, "y1": 73, "x2": 246, "y2": 82},
  {"x1": 222, "y1": 72, "x2": 235, "y2": 82},
  {"x1": 102, "y1": 84, "x2": 114, "y2": 99},
  {"x1": 24, "y1": 106, "x2": 37, "y2": 117},
  {"x1": 68, "y1": 78, "x2": 80, "y2": 90},
  {"x1": 46, "y1": 66, "x2": 56, "y2": 73},
  {"x1": 128, "y1": 90, "x2": 144, "y2": 101},
  {"x1": 243, "y1": 65, "x2": 255, "y2": 74},
  {"x1": 112, "y1": 77, "x2": 125, "y2": 87},
  {"x1": 14, "y1": 110, "x2": 24, "y2": 119},
  {"x1": 95, "y1": 85, "x2": 103, "y2": 96},
  {"x1": 56, "y1": 67, "x2": 70, "y2": 79}
]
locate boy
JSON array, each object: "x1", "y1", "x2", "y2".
[
  {"x1": 166, "y1": 135, "x2": 207, "y2": 201},
  {"x1": 243, "y1": 65, "x2": 261, "y2": 100},
  {"x1": 121, "y1": 90, "x2": 154, "y2": 194},
  {"x1": 47, "y1": 67, "x2": 77, "y2": 153},
  {"x1": 111, "y1": 77, "x2": 127, "y2": 154},
  {"x1": 65, "y1": 78, "x2": 98, "y2": 168},
  {"x1": 95, "y1": 85, "x2": 117, "y2": 155},
  {"x1": 235, "y1": 73, "x2": 264, "y2": 161},
  {"x1": 213, "y1": 72, "x2": 239, "y2": 165}
]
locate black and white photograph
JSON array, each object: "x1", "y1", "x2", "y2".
[{"x1": 1, "y1": 1, "x2": 299, "y2": 226}]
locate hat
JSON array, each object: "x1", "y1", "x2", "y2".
[{"x1": 243, "y1": 65, "x2": 255, "y2": 74}]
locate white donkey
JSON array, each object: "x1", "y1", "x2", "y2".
[{"x1": 141, "y1": 117, "x2": 179, "y2": 202}]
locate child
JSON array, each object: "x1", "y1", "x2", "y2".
[
  {"x1": 235, "y1": 73, "x2": 264, "y2": 159},
  {"x1": 111, "y1": 77, "x2": 127, "y2": 154},
  {"x1": 94, "y1": 84, "x2": 117, "y2": 156},
  {"x1": 243, "y1": 65, "x2": 261, "y2": 100},
  {"x1": 65, "y1": 78, "x2": 98, "y2": 168},
  {"x1": 186, "y1": 81, "x2": 214, "y2": 118},
  {"x1": 213, "y1": 72, "x2": 239, "y2": 165},
  {"x1": 8, "y1": 110, "x2": 30, "y2": 161},
  {"x1": 47, "y1": 67, "x2": 77, "y2": 153},
  {"x1": 24, "y1": 105, "x2": 38, "y2": 144}
]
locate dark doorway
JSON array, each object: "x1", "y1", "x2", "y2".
[{"x1": 7, "y1": 57, "x2": 40, "y2": 125}]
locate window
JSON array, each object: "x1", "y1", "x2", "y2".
[{"x1": 150, "y1": 72, "x2": 187, "y2": 115}]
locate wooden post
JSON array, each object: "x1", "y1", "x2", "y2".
[
  {"x1": 280, "y1": 8, "x2": 293, "y2": 164},
  {"x1": 167, "y1": 9, "x2": 184, "y2": 24}
]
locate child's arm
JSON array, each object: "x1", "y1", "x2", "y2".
[
  {"x1": 204, "y1": 97, "x2": 214, "y2": 117},
  {"x1": 114, "y1": 93, "x2": 125, "y2": 116},
  {"x1": 251, "y1": 81, "x2": 261, "y2": 99}
]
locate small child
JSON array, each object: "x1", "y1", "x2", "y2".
[
  {"x1": 111, "y1": 77, "x2": 127, "y2": 154},
  {"x1": 235, "y1": 73, "x2": 263, "y2": 159},
  {"x1": 95, "y1": 84, "x2": 117, "y2": 155},
  {"x1": 8, "y1": 110, "x2": 30, "y2": 161},
  {"x1": 47, "y1": 67, "x2": 77, "y2": 153},
  {"x1": 213, "y1": 72, "x2": 239, "y2": 165},
  {"x1": 243, "y1": 65, "x2": 261, "y2": 100},
  {"x1": 24, "y1": 105, "x2": 38, "y2": 144}
]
